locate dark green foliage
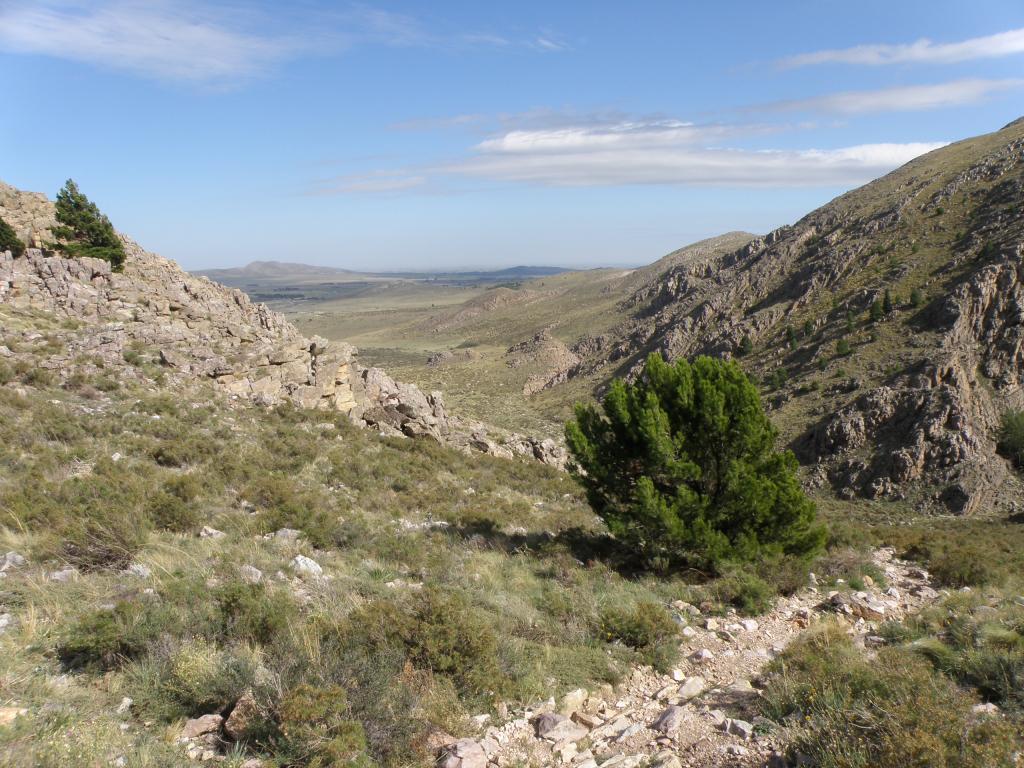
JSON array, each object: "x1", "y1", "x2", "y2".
[
  {"x1": 836, "y1": 339, "x2": 851, "y2": 357},
  {"x1": 51, "y1": 179, "x2": 126, "y2": 270},
  {"x1": 565, "y1": 353, "x2": 824, "y2": 571},
  {"x1": 277, "y1": 684, "x2": 371, "y2": 768},
  {"x1": 213, "y1": 581, "x2": 295, "y2": 645},
  {"x1": 802, "y1": 319, "x2": 814, "y2": 338},
  {"x1": 785, "y1": 324, "x2": 797, "y2": 350},
  {"x1": 738, "y1": 334, "x2": 753, "y2": 356},
  {"x1": 58, "y1": 602, "x2": 164, "y2": 670},
  {"x1": 997, "y1": 409, "x2": 1024, "y2": 469},
  {"x1": 710, "y1": 566, "x2": 774, "y2": 614},
  {"x1": 845, "y1": 310, "x2": 855, "y2": 333},
  {"x1": 0, "y1": 215, "x2": 25, "y2": 257},
  {"x1": 910, "y1": 287, "x2": 925, "y2": 308},
  {"x1": 869, "y1": 299, "x2": 884, "y2": 322},
  {"x1": 768, "y1": 368, "x2": 787, "y2": 390},
  {"x1": 883, "y1": 289, "x2": 894, "y2": 314}
]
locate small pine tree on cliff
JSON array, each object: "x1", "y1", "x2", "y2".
[
  {"x1": 565, "y1": 353, "x2": 824, "y2": 572},
  {"x1": 51, "y1": 180, "x2": 126, "y2": 271},
  {"x1": 0, "y1": 215, "x2": 24, "y2": 257}
]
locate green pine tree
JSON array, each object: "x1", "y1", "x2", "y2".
[
  {"x1": 0, "y1": 215, "x2": 24, "y2": 258},
  {"x1": 802, "y1": 320, "x2": 814, "y2": 339},
  {"x1": 845, "y1": 311, "x2": 855, "y2": 333},
  {"x1": 738, "y1": 334, "x2": 753, "y2": 357},
  {"x1": 51, "y1": 180, "x2": 126, "y2": 271},
  {"x1": 869, "y1": 299, "x2": 884, "y2": 322},
  {"x1": 910, "y1": 288, "x2": 924, "y2": 308},
  {"x1": 883, "y1": 289, "x2": 894, "y2": 314},
  {"x1": 786, "y1": 324, "x2": 798, "y2": 350},
  {"x1": 565, "y1": 353, "x2": 824, "y2": 572},
  {"x1": 836, "y1": 339, "x2": 852, "y2": 356}
]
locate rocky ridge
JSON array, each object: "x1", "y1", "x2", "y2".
[{"x1": 0, "y1": 184, "x2": 565, "y2": 468}]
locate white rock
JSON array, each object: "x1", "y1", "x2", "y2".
[
  {"x1": 290, "y1": 555, "x2": 323, "y2": 577},
  {"x1": 1, "y1": 551, "x2": 27, "y2": 571},
  {"x1": 239, "y1": 565, "x2": 263, "y2": 584},
  {"x1": 534, "y1": 712, "x2": 588, "y2": 742},
  {"x1": 199, "y1": 526, "x2": 224, "y2": 539},
  {"x1": 49, "y1": 567, "x2": 79, "y2": 583},
  {"x1": 274, "y1": 528, "x2": 302, "y2": 541},
  {"x1": 116, "y1": 697, "x2": 133, "y2": 715},
  {"x1": 671, "y1": 668, "x2": 685, "y2": 681},
  {"x1": 677, "y1": 676, "x2": 705, "y2": 701},
  {"x1": 652, "y1": 705, "x2": 687, "y2": 734},
  {"x1": 740, "y1": 619, "x2": 759, "y2": 632},
  {"x1": 680, "y1": 626, "x2": 697, "y2": 639},
  {"x1": 438, "y1": 738, "x2": 487, "y2": 768},
  {"x1": 689, "y1": 648, "x2": 714, "y2": 663},
  {"x1": 724, "y1": 718, "x2": 754, "y2": 739}
]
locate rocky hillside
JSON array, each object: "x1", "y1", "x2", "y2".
[
  {"x1": 543, "y1": 119, "x2": 1024, "y2": 515},
  {"x1": 0, "y1": 184, "x2": 565, "y2": 468}
]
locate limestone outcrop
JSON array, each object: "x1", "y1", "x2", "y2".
[{"x1": 0, "y1": 185, "x2": 566, "y2": 469}]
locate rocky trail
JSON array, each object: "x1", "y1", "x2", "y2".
[{"x1": 435, "y1": 548, "x2": 941, "y2": 768}]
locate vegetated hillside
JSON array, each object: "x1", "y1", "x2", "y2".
[
  {"x1": 539, "y1": 119, "x2": 1024, "y2": 515},
  {"x1": 197, "y1": 261, "x2": 365, "y2": 283}
]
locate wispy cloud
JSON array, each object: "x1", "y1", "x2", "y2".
[
  {"x1": 0, "y1": 1, "x2": 569, "y2": 84},
  {"x1": 0, "y1": 0, "x2": 299, "y2": 82},
  {"x1": 316, "y1": 116, "x2": 945, "y2": 193},
  {"x1": 766, "y1": 78, "x2": 1024, "y2": 114},
  {"x1": 780, "y1": 27, "x2": 1024, "y2": 68}
]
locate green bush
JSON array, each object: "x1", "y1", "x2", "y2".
[
  {"x1": 213, "y1": 581, "x2": 295, "y2": 645},
  {"x1": 836, "y1": 339, "x2": 851, "y2": 356},
  {"x1": 343, "y1": 589, "x2": 504, "y2": 700},
  {"x1": 910, "y1": 287, "x2": 925, "y2": 307},
  {"x1": 710, "y1": 567, "x2": 775, "y2": 615},
  {"x1": 0, "y1": 215, "x2": 25, "y2": 257},
  {"x1": 760, "y1": 623, "x2": 1021, "y2": 767},
  {"x1": 599, "y1": 600, "x2": 678, "y2": 667},
  {"x1": 997, "y1": 408, "x2": 1024, "y2": 469},
  {"x1": 277, "y1": 683, "x2": 371, "y2": 768},
  {"x1": 565, "y1": 353, "x2": 824, "y2": 572},
  {"x1": 51, "y1": 179, "x2": 126, "y2": 270},
  {"x1": 57, "y1": 602, "x2": 164, "y2": 670},
  {"x1": 738, "y1": 334, "x2": 753, "y2": 356}
]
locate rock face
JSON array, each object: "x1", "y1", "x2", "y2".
[{"x1": 0, "y1": 183, "x2": 566, "y2": 469}]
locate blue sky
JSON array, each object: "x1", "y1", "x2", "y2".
[{"x1": 2, "y1": 1, "x2": 1023, "y2": 271}]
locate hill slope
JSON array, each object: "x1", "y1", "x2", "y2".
[{"x1": 551, "y1": 118, "x2": 1024, "y2": 514}]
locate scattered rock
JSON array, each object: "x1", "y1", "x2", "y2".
[
  {"x1": 689, "y1": 648, "x2": 714, "y2": 663},
  {"x1": 180, "y1": 713, "x2": 223, "y2": 740},
  {"x1": 125, "y1": 563, "x2": 151, "y2": 578},
  {"x1": 534, "y1": 712, "x2": 588, "y2": 742},
  {"x1": 438, "y1": 738, "x2": 487, "y2": 768},
  {"x1": 290, "y1": 555, "x2": 323, "y2": 577},
  {"x1": 49, "y1": 567, "x2": 78, "y2": 583},
  {"x1": 652, "y1": 706, "x2": 687, "y2": 735},
  {"x1": 677, "y1": 676, "x2": 705, "y2": 701},
  {"x1": 199, "y1": 526, "x2": 225, "y2": 539},
  {"x1": 224, "y1": 690, "x2": 260, "y2": 740},
  {"x1": 116, "y1": 697, "x2": 133, "y2": 715},
  {"x1": 239, "y1": 564, "x2": 263, "y2": 584}
]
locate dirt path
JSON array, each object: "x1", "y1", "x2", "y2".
[{"x1": 441, "y1": 547, "x2": 941, "y2": 768}]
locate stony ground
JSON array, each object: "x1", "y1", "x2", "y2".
[{"x1": 434, "y1": 547, "x2": 940, "y2": 768}]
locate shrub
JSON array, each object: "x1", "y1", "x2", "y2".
[
  {"x1": 785, "y1": 324, "x2": 797, "y2": 350},
  {"x1": 869, "y1": 299, "x2": 884, "y2": 322},
  {"x1": 883, "y1": 289, "x2": 894, "y2": 314},
  {"x1": 277, "y1": 684, "x2": 371, "y2": 768},
  {"x1": 760, "y1": 624, "x2": 1021, "y2": 768},
  {"x1": 57, "y1": 602, "x2": 163, "y2": 670},
  {"x1": 738, "y1": 334, "x2": 753, "y2": 356},
  {"x1": 343, "y1": 589, "x2": 504, "y2": 700},
  {"x1": 997, "y1": 409, "x2": 1024, "y2": 469},
  {"x1": 213, "y1": 581, "x2": 295, "y2": 645},
  {"x1": 710, "y1": 566, "x2": 775, "y2": 614},
  {"x1": 835, "y1": 339, "x2": 851, "y2": 357},
  {"x1": 0, "y1": 215, "x2": 25, "y2": 257},
  {"x1": 599, "y1": 601, "x2": 678, "y2": 667},
  {"x1": 142, "y1": 638, "x2": 260, "y2": 718},
  {"x1": 565, "y1": 353, "x2": 824, "y2": 572},
  {"x1": 51, "y1": 179, "x2": 126, "y2": 270},
  {"x1": 802, "y1": 319, "x2": 814, "y2": 338},
  {"x1": 910, "y1": 287, "x2": 925, "y2": 307}
]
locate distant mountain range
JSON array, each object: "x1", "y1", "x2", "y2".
[{"x1": 194, "y1": 261, "x2": 571, "y2": 286}]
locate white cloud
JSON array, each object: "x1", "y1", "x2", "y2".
[
  {"x1": 0, "y1": 1, "x2": 568, "y2": 83},
  {"x1": 322, "y1": 117, "x2": 946, "y2": 192},
  {"x1": 781, "y1": 27, "x2": 1024, "y2": 68},
  {"x1": 769, "y1": 78, "x2": 1024, "y2": 114},
  {"x1": 448, "y1": 125, "x2": 945, "y2": 187},
  {"x1": 0, "y1": 1, "x2": 300, "y2": 82}
]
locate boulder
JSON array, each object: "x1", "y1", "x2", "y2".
[
  {"x1": 652, "y1": 706, "x2": 687, "y2": 734},
  {"x1": 290, "y1": 555, "x2": 323, "y2": 578},
  {"x1": 438, "y1": 738, "x2": 487, "y2": 768},
  {"x1": 180, "y1": 713, "x2": 223, "y2": 740},
  {"x1": 534, "y1": 712, "x2": 588, "y2": 742}
]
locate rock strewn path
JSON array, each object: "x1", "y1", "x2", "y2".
[{"x1": 441, "y1": 547, "x2": 940, "y2": 768}]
